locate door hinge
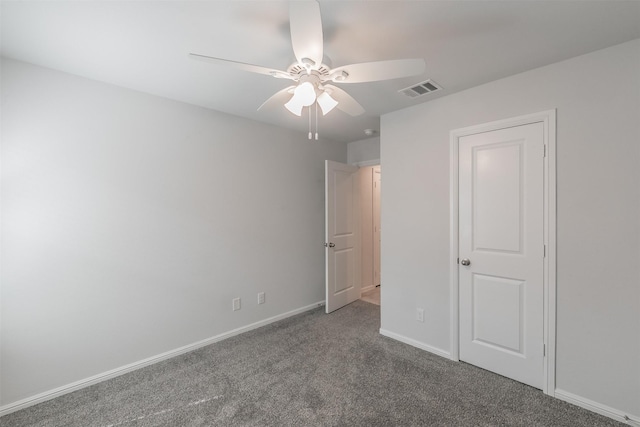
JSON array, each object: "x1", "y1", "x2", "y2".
[
  {"x1": 543, "y1": 343, "x2": 546, "y2": 357},
  {"x1": 457, "y1": 257, "x2": 460, "y2": 265},
  {"x1": 544, "y1": 145, "x2": 547, "y2": 157},
  {"x1": 544, "y1": 245, "x2": 546, "y2": 258}
]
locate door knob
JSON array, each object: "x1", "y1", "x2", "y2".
[
  {"x1": 324, "y1": 242, "x2": 336, "y2": 248},
  {"x1": 460, "y1": 258, "x2": 471, "y2": 266}
]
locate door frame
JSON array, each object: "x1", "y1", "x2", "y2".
[
  {"x1": 449, "y1": 110, "x2": 557, "y2": 395},
  {"x1": 357, "y1": 164, "x2": 379, "y2": 294},
  {"x1": 372, "y1": 166, "x2": 381, "y2": 288}
]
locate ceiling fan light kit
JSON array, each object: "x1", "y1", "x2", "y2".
[
  {"x1": 317, "y1": 91, "x2": 338, "y2": 115},
  {"x1": 284, "y1": 97, "x2": 304, "y2": 116},
  {"x1": 294, "y1": 81, "x2": 316, "y2": 106},
  {"x1": 190, "y1": 0, "x2": 425, "y2": 139}
]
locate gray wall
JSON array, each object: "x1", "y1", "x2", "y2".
[
  {"x1": 0, "y1": 59, "x2": 346, "y2": 406},
  {"x1": 347, "y1": 137, "x2": 380, "y2": 165},
  {"x1": 380, "y1": 39, "x2": 640, "y2": 418}
]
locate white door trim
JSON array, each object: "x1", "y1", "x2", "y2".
[
  {"x1": 449, "y1": 110, "x2": 557, "y2": 395},
  {"x1": 351, "y1": 159, "x2": 380, "y2": 168}
]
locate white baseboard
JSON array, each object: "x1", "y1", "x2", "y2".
[
  {"x1": 554, "y1": 389, "x2": 640, "y2": 426},
  {"x1": 379, "y1": 328, "x2": 451, "y2": 359},
  {"x1": 360, "y1": 285, "x2": 375, "y2": 294},
  {"x1": 0, "y1": 301, "x2": 325, "y2": 417},
  {"x1": 377, "y1": 331, "x2": 640, "y2": 425}
]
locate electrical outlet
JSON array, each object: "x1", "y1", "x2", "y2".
[
  {"x1": 416, "y1": 308, "x2": 424, "y2": 322},
  {"x1": 232, "y1": 298, "x2": 241, "y2": 311},
  {"x1": 258, "y1": 292, "x2": 265, "y2": 304}
]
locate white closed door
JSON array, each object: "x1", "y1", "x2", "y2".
[
  {"x1": 325, "y1": 160, "x2": 360, "y2": 313},
  {"x1": 459, "y1": 122, "x2": 544, "y2": 389}
]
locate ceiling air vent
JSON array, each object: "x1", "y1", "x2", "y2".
[{"x1": 399, "y1": 79, "x2": 442, "y2": 98}]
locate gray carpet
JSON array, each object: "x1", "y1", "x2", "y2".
[{"x1": 0, "y1": 301, "x2": 622, "y2": 426}]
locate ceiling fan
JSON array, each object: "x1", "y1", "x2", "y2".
[{"x1": 190, "y1": 1, "x2": 425, "y2": 125}]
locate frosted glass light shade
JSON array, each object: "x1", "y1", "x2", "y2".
[
  {"x1": 295, "y1": 82, "x2": 316, "y2": 106},
  {"x1": 284, "y1": 82, "x2": 317, "y2": 116},
  {"x1": 317, "y1": 91, "x2": 338, "y2": 115},
  {"x1": 285, "y1": 95, "x2": 304, "y2": 116}
]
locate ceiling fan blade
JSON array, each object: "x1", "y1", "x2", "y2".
[
  {"x1": 258, "y1": 86, "x2": 296, "y2": 112},
  {"x1": 323, "y1": 85, "x2": 365, "y2": 116},
  {"x1": 289, "y1": 1, "x2": 323, "y2": 69},
  {"x1": 189, "y1": 53, "x2": 293, "y2": 80},
  {"x1": 331, "y1": 59, "x2": 425, "y2": 83}
]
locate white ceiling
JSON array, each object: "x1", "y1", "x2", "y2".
[{"x1": 2, "y1": 1, "x2": 639, "y2": 143}]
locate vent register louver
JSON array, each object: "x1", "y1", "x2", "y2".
[{"x1": 399, "y1": 79, "x2": 442, "y2": 98}]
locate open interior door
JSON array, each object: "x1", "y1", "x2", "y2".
[{"x1": 325, "y1": 160, "x2": 360, "y2": 313}]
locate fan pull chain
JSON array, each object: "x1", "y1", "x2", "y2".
[
  {"x1": 308, "y1": 106, "x2": 312, "y2": 140},
  {"x1": 315, "y1": 103, "x2": 319, "y2": 140}
]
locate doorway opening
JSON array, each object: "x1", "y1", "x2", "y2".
[
  {"x1": 359, "y1": 165, "x2": 381, "y2": 306},
  {"x1": 324, "y1": 160, "x2": 381, "y2": 313}
]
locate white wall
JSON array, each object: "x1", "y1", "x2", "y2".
[
  {"x1": 381, "y1": 39, "x2": 640, "y2": 419},
  {"x1": 347, "y1": 137, "x2": 380, "y2": 165},
  {"x1": 0, "y1": 59, "x2": 346, "y2": 406}
]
